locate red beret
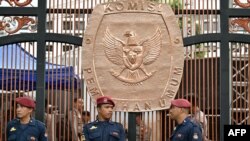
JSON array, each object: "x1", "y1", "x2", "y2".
[
  {"x1": 171, "y1": 98, "x2": 191, "y2": 108},
  {"x1": 16, "y1": 97, "x2": 36, "y2": 109},
  {"x1": 96, "y1": 96, "x2": 115, "y2": 106}
]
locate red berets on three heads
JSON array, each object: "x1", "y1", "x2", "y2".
[
  {"x1": 171, "y1": 98, "x2": 191, "y2": 108},
  {"x1": 16, "y1": 97, "x2": 36, "y2": 109},
  {"x1": 96, "y1": 96, "x2": 115, "y2": 107}
]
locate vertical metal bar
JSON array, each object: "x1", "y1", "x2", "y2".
[
  {"x1": 0, "y1": 45, "x2": 5, "y2": 140},
  {"x1": 231, "y1": 45, "x2": 234, "y2": 125},
  {"x1": 22, "y1": 44, "x2": 26, "y2": 91},
  {"x1": 210, "y1": 0, "x2": 218, "y2": 137},
  {"x1": 47, "y1": 2, "x2": 52, "y2": 126},
  {"x1": 244, "y1": 44, "x2": 248, "y2": 125},
  {"x1": 239, "y1": 44, "x2": 243, "y2": 124},
  {"x1": 215, "y1": 43, "x2": 219, "y2": 140},
  {"x1": 236, "y1": 45, "x2": 239, "y2": 124},
  {"x1": 248, "y1": 44, "x2": 250, "y2": 125},
  {"x1": 27, "y1": 43, "x2": 30, "y2": 92},
  {"x1": 243, "y1": 44, "x2": 249, "y2": 125},
  {"x1": 36, "y1": 0, "x2": 47, "y2": 122},
  {"x1": 220, "y1": 1, "x2": 230, "y2": 141},
  {"x1": 128, "y1": 113, "x2": 136, "y2": 141}
]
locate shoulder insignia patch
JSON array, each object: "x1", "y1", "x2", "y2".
[
  {"x1": 90, "y1": 125, "x2": 97, "y2": 130},
  {"x1": 177, "y1": 133, "x2": 182, "y2": 138},
  {"x1": 112, "y1": 132, "x2": 119, "y2": 136},
  {"x1": 193, "y1": 133, "x2": 199, "y2": 140},
  {"x1": 30, "y1": 136, "x2": 36, "y2": 141},
  {"x1": 10, "y1": 127, "x2": 16, "y2": 132}
]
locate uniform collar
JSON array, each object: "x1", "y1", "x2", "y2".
[
  {"x1": 179, "y1": 117, "x2": 191, "y2": 126},
  {"x1": 95, "y1": 119, "x2": 114, "y2": 125},
  {"x1": 15, "y1": 117, "x2": 36, "y2": 126}
]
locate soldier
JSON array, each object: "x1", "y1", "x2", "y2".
[
  {"x1": 69, "y1": 97, "x2": 84, "y2": 141},
  {"x1": 169, "y1": 99, "x2": 202, "y2": 141},
  {"x1": 83, "y1": 96, "x2": 126, "y2": 141},
  {"x1": 6, "y1": 96, "x2": 48, "y2": 141}
]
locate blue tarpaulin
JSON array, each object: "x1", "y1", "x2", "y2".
[{"x1": 0, "y1": 44, "x2": 80, "y2": 91}]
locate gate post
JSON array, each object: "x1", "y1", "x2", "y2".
[
  {"x1": 128, "y1": 113, "x2": 137, "y2": 141},
  {"x1": 36, "y1": 0, "x2": 47, "y2": 122},
  {"x1": 220, "y1": 0, "x2": 230, "y2": 141}
]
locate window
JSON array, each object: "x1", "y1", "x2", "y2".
[
  {"x1": 46, "y1": 45, "x2": 53, "y2": 52},
  {"x1": 63, "y1": 21, "x2": 72, "y2": 30},
  {"x1": 75, "y1": 13, "x2": 84, "y2": 18},
  {"x1": 75, "y1": 21, "x2": 84, "y2": 30},
  {"x1": 63, "y1": 45, "x2": 73, "y2": 52},
  {"x1": 46, "y1": 21, "x2": 53, "y2": 30}
]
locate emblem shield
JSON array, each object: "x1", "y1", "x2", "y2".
[{"x1": 82, "y1": 0, "x2": 184, "y2": 112}]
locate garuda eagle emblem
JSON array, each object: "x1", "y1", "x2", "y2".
[{"x1": 103, "y1": 27, "x2": 162, "y2": 84}]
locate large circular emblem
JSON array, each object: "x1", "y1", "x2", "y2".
[{"x1": 82, "y1": 0, "x2": 184, "y2": 112}]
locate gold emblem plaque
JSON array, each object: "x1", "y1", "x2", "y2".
[{"x1": 82, "y1": 0, "x2": 184, "y2": 112}]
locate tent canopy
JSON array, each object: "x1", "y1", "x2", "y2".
[{"x1": 0, "y1": 44, "x2": 80, "y2": 91}]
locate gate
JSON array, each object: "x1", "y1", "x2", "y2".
[{"x1": 0, "y1": 0, "x2": 249, "y2": 141}]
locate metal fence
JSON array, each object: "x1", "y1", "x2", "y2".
[{"x1": 0, "y1": 0, "x2": 249, "y2": 141}]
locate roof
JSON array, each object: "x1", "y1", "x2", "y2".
[{"x1": 0, "y1": 44, "x2": 80, "y2": 91}]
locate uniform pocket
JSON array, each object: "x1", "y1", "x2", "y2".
[
  {"x1": 89, "y1": 131, "x2": 101, "y2": 140},
  {"x1": 7, "y1": 134, "x2": 16, "y2": 141},
  {"x1": 109, "y1": 129, "x2": 120, "y2": 141},
  {"x1": 27, "y1": 135, "x2": 37, "y2": 141},
  {"x1": 173, "y1": 133, "x2": 185, "y2": 140}
]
